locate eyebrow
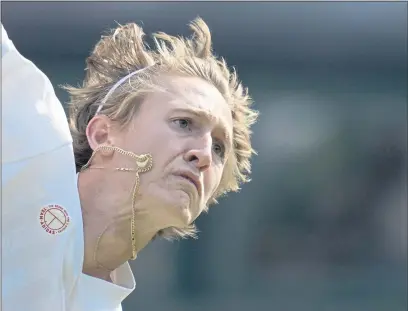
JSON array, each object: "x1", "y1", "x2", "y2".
[{"x1": 171, "y1": 107, "x2": 233, "y2": 151}]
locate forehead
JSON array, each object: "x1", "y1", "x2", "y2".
[
  {"x1": 161, "y1": 75, "x2": 225, "y2": 109},
  {"x1": 147, "y1": 75, "x2": 233, "y2": 133}
]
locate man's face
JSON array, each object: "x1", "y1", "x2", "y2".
[{"x1": 108, "y1": 75, "x2": 233, "y2": 232}]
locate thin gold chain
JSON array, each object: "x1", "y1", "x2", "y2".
[{"x1": 80, "y1": 145, "x2": 153, "y2": 263}]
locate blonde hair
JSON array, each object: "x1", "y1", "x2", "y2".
[{"x1": 64, "y1": 17, "x2": 258, "y2": 239}]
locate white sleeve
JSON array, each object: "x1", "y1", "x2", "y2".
[
  {"x1": 1, "y1": 23, "x2": 72, "y2": 164},
  {"x1": 1, "y1": 25, "x2": 80, "y2": 311},
  {"x1": 1, "y1": 144, "x2": 81, "y2": 311},
  {"x1": 1, "y1": 25, "x2": 136, "y2": 310}
]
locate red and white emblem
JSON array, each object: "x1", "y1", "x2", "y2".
[{"x1": 39, "y1": 204, "x2": 70, "y2": 235}]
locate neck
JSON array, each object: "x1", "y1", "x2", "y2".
[{"x1": 77, "y1": 170, "x2": 159, "y2": 281}]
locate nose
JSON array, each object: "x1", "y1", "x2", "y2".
[{"x1": 184, "y1": 135, "x2": 212, "y2": 172}]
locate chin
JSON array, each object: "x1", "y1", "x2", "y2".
[
  {"x1": 153, "y1": 187, "x2": 193, "y2": 225},
  {"x1": 148, "y1": 190, "x2": 203, "y2": 241},
  {"x1": 170, "y1": 193, "x2": 193, "y2": 224}
]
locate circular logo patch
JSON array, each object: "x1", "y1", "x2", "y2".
[{"x1": 39, "y1": 204, "x2": 70, "y2": 235}]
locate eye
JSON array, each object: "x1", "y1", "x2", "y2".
[
  {"x1": 173, "y1": 118, "x2": 192, "y2": 131},
  {"x1": 213, "y1": 141, "x2": 226, "y2": 159}
]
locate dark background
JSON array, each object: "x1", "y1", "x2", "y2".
[{"x1": 2, "y1": 2, "x2": 407, "y2": 310}]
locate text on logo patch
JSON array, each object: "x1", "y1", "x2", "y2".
[{"x1": 39, "y1": 204, "x2": 70, "y2": 235}]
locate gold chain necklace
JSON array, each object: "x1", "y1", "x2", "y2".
[{"x1": 80, "y1": 145, "x2": 153, "y2": 263}]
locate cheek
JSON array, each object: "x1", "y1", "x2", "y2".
[
  {"x1": 121, "y1": 124, "x2": 185, "y2": 181},
  {"x1": 121, "y1": 123, "x2": 175, "y2": 155},
  {"x1": 204, "y1": 167, "x2": 223, "y2": 200},
  {"x1": 146, "y1": 129, "x2": 183, "y2": 168}
]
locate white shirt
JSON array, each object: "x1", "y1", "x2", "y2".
[{"x1": 1, "y1": 24, "x2": 135, "y2": 311}]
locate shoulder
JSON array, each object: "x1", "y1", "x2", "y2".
[{"x1": 2, "y1": 24, "x2": 72, "y2": 163}]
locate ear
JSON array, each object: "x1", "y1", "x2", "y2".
[{"x1": 86, "y1": 115, "x2": 114, "y2": 151}]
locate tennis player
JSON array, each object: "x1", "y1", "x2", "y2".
[{"x1": 1, "y1": 18, "x2": 258, "y2": 311}]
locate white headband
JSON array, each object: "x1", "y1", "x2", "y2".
[{"x1": 95, "y1": 67, "x2": 150, "y2": 115}]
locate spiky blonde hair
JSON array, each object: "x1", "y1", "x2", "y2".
[{"x1": 64, "y1": 17, "x2": 258, "y2": 239}]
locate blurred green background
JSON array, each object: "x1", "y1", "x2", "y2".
[{"x1": 2, "y1": 2, "x2": 407, "y2": 311}]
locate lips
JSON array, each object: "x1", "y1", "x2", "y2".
[{"x1": 174, "y1": 171, "x2": 201, "y2": 195}]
